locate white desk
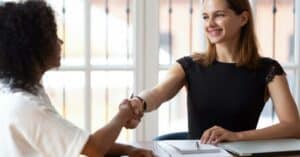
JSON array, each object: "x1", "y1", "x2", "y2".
[{"x1": 130, "y1": 140, "x2": 300, "y2": 157}]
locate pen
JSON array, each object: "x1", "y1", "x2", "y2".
[
  {"x1": 130, "y1": 93, "x2": 134, "y2": 99},
  {"x1": 196, "y1": 141, "x2": 200, "y2": 150}
]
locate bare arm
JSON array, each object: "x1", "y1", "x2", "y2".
[
  {"x1": 81, "y1": 101, "x2": 134, "y2": 157},
  {"x1": 237, "y1": 75, "x2": 300, "y2": 140},
  {"x1": 124, "y1": 63, "x2": 186, "y2": 129},
  {"x1": 104, "y1": 143, "x2": 133, "y2": 156},
  {"x1": 139, "y1": 63, "x2": 186, "y2": 112}
]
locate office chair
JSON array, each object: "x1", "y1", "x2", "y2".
[{"x1": 153, "y1": 132, "x2": 188, "y2": 141}]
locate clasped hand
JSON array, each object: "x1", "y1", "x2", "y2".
[{"x1": 119, "y1": 97, "x2": 145, "y2": 129}]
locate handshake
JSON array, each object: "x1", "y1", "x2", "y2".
[{"x1": 118, "y1": 96, "x2": 145, "y2": 129}]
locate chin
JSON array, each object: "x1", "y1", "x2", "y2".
[
  {"x1": 208, "y1": 37, "x2": 225, "y2": 44},
  {"x1": 49, "y1": 62, "x2": 61, "y2": 70},
  {"x1": 208, "y1": 39, "x2": 221, "y2": 44},
  {"x1": 207, "y1": 33, "x2": 225, "y2": 43},
  {"x1": 55, "y1": 63, "x2": 61, "y2": 68}
]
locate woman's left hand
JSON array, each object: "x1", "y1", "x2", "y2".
[
  {"x1": 200, "y1": 125, "x2": 240, "y2": 144},
  {"x1": 127, "y1": 147, "x2": 155, "y2": 157}
]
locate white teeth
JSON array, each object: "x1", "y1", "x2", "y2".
[{"x1": 209, "y1": 30, "x2": 221, "y2": 36}]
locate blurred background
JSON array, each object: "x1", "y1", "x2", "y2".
[{"x1": 2, "y1": 0, "x2": 299, "y2": 143}]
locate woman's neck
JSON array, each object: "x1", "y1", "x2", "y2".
[{"x1": 215, "y1": 37, "x2": 239, "y2": 63}]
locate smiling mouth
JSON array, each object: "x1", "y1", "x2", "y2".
[{"x1": 208, "y1": 29, "x2": 222, "y2": 37}]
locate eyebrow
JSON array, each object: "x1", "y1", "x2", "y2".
[{"x1": 202, "y1": 10, "x2": 227, "y2": 16}]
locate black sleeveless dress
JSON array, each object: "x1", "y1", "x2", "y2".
[{"x1": 177, "y1": 56, "x2": 285, "y2": 139}]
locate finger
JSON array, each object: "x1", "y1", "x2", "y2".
[
  {"x1": 120, "y1": 99, "x2": 129, "y2": 104},
  {"x1": 144, "y1": 151, "x2": 154, "y2": 157},
  {"x1": 200, "y1": 133, "x2": 207, "y2": 144},
  {"x1": 151, "y1": 151, "x2": 156, "y2": 157},
  {"x1": 208, "y1": 128, "x2": 224, "y2": 143},
  {"x1": 200, "y1": 130, "x2": 211, "y2": 144},
  {"x1": 213, "y1": 134, "x2": 226, "y2": 144},
  {"x1": 132, "y1": 97, "x2": 144, "y2": 111},
  {"x1": 147, "y1": 151, "x2": 155, "y2": 157},
  {"x1": 133, "y1": 115, "x2": 143, "y2": 122},
  {"x1": 202, "y1": 126, "x2": 218, "y2": 143},
  {"x1": 207, "y1": 130, "x2": 217, "y2": 144},
  {"x1": 119, "y1": 99, "x2": 130, "y2": 110},
  {"x1": 208, "y1": 129, "x2": 221, "y2": 144},
  {"x1": 212, "y1": 125, "x2": 220, "y2": 129},
  {"x1": 130, "y1": 99, "x2": 143, "y2": 114},
  {"x1": 136, "y1": 112, "x2": 144, "y2": 120}
]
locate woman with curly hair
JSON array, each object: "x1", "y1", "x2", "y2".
[{"x1": 0, "y1": 1, "x2": 153, "y2": 157}]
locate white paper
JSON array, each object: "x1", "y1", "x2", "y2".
[
  {"x1": 166, "y1": 141, "x2": 220, "y2": 154},
  {"x1": 156, "y1": 140, "x2": 233, "y2": 157}
]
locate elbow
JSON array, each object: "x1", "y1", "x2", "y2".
[
  {"x1": 295, "y1": 121, "x2": 300, "y2": 138},
  {"x1": 84, "y1": 135, "x2": 107, "y2": 157},
  {"x1": 92, "y1": 146, "x2": 106, "y2": 157},
  {"x1": 91, "y1": 136, "x2": 109, "y2": 156},
  {"x1": 292, "y1": 119, "x2": 300, "y2": 138},
  {"x1": 285, "y1": 120, "x2": 300, "y2": 138}
]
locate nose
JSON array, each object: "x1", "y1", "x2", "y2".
[
  {"x1": 206, "y1": 17, "x2": 216, "y2": 27},
  {"x1": 58, "y1": 38, "x2": 64, "y2": 45}
]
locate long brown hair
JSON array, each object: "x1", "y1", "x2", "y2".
[{"x1": 193, "y1": 0, "x2": 260, "y2": 69}]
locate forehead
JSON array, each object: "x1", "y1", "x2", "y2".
[{"x1": 203, "y1": 0, "x2": 229, "y2": 13}]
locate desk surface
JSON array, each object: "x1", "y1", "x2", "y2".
[{"x1": 130, "y1": 141, "x2": 300, "y2": 157}]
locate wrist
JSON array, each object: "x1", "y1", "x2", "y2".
[
  {"x1": 114, "y1": 111, "x2": 128, "y2": 126},
  {"x1": 235, "y1": 131, "x2": 244, "y2": 141},
  {"x1": 133, "y1": 95, "x2": 147, "y2": 112}
]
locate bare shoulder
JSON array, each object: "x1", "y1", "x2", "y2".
[
  {"x1": 190, "y1": 52, "x2": 206, "y2": 61},
  {"x1": 169, "y1": 63, "x2": 185, "y2": 78}
]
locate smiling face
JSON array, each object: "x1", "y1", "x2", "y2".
[{"x1": 202, "y1": 0, "x2": 246, "y2": 44}]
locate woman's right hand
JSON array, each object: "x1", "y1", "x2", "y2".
[
  {"x1": 124, "y1": 97, "x2": 145, "y2": 129},
  {"x1": 118, "y1": 99, "x2": 136, "y2": 123}
]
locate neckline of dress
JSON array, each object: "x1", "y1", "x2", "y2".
[{"x1": 214, "y1": 60, "x2": 236, "y2": 65}]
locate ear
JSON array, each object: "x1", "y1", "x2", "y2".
[{"x1": 240, "y1": 11, "x2": 249, "y2": 27}]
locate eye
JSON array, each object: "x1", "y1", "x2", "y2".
[
  {"x1": 202, "y1": 15, "x2": 209, "y2": 20},
  {"x1": 215, "y1": 13, "x2": 225, "y2": 17}
]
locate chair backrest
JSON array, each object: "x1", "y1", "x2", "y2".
[{"x1": 153, "y1": 132, "x2": 188, "y2": 141}]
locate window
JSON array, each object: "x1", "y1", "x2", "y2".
[
  {"x1": 2, "y1": 0, "x2": 299, "y2": 141},
  {"x1": 43, "y1": 0, "x2": 135, "y2": 142},
  {"x1": 253, "y1": 0, "x2": 298, "y2": 127},
  {"x1": 158, "y1": 0, "x2": 204, "y2": 135}
]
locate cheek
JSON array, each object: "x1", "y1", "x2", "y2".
[
  {"x1": 223, "y1": 20, "x2": 241, "y2": 33},
  {"x1": 214, "y1": 19, "x2": 225, "y2": 26},
  {"x1": 56, "y1": 43, "x2": 62, "y2": 54},
  {"x1": 229, "y1": 25, "x2": 242, "y2": 36}
]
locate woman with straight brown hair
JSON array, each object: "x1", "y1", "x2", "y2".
[{"x1": 127, "y1": 0, "x2": 300, "y2": 144}]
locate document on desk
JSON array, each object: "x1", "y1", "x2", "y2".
[{"x1": 157, "y1": 140, "x2": 233, "y2": 157}]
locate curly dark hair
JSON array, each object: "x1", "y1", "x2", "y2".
[{"x1": 0, "y1": 0, "x2": 58, "y2": 94}]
